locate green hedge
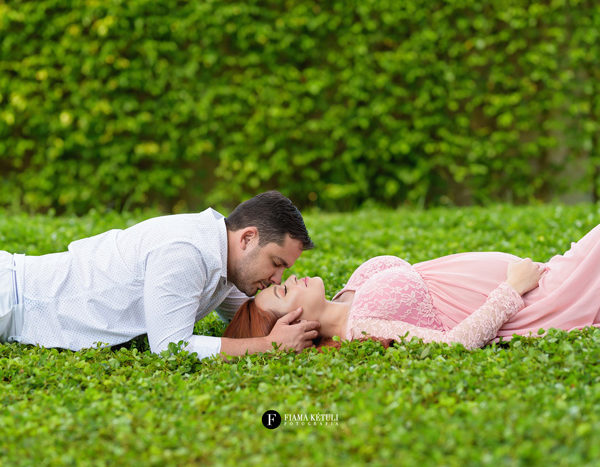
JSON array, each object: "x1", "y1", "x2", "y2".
[{"x1": 1, "y1": 0, "x2": 599, "y2": 213}]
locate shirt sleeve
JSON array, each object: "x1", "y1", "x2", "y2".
[
  {"x1": 214, "y1": 286, "x2": 249, "y2": 323},
  {"x1": 143, "y1": 242, "x2": 221, "y2": 360},
  {"x1": 349, "y1": 282, "x2": 525, "y2": 350}
]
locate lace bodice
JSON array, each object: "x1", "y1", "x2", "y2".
[
  {"x1": 333, "y1": 256, "x2": 445, "y2": 330},
  {"x1": 335, "y1": 256, "x2": 525, "y2": 349}
]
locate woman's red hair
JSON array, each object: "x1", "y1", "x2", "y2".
[
  {"x1": 223, "y1": 300, "x2": 278, "y2": 339},
  {"x1": 224, "y1": 300, "x2": 393, "y2": 350}
]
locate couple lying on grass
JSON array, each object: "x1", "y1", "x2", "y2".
[{"x1": 1, "y1": 191, "x2": 599, "y2": 360}]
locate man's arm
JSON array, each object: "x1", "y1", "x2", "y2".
[
  {"x1": 143, "y1": 242, "x2": 224, "y2": 359},
  {"x1": 220, "y1": 336, "x2": 271, "y2": 356}
]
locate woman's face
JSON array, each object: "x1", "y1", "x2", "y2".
[{"x1": 254, "y1": 274, "x2": 326, "y2": 320}]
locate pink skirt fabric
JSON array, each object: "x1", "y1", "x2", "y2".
[{"x1": 413, "y1": 224, "x2": 600, "y2": 340}]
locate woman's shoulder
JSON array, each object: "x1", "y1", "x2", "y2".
[
  {"x1": 333, "y1": 256, "x2": 412, "y2": 298},
  {"x1": 350, "y1": 255, "x2": 411, "y2": 282},
  {"x1": 357, "y1": 255, "x2": 411, "y2": 271}
]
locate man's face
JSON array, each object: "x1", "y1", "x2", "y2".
[{"x1": 231, "y1": 234, "x2": 304, "y2": 296}]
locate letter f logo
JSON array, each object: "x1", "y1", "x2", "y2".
[{"x1": 262, "y1": 410, "x2": 281, "y2": 429}]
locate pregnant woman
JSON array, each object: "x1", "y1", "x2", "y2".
[{"x1": 223, "y1": 224, "x2": 600, "y2": 349}]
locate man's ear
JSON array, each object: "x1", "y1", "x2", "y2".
[{"x1": 240, "y1": 227, "x2": 259, "y2": 250}]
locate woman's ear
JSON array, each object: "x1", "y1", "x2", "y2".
[{"x1": 240, "y1": 227, "x2": 259, "y2": 250}]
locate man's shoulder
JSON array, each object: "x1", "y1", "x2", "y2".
[
  {"x1": 132, "y1": 208, "x2": 225, "y2": 234},
  {"x1": 135, "y1": 209, "x2": 227, "y2": 262}
]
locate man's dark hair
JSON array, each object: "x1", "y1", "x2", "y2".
[{"x1": 225, "y1": 191, "x2": 314, "y2": 250}]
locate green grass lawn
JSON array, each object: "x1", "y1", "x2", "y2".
[{"x1": 1, "y1": 204, "x2": 600, "y2": 466}]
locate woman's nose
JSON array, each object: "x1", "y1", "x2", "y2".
[{"x1": 286, "y1": 275, "x2": 297, "y2": 284}]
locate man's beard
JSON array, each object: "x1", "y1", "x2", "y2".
[{"x1": 229, "y1": 246, "x2": 262, "y2": 296}]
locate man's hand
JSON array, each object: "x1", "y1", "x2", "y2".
[
  {"x1": 219, "y1": 307, "x2": 320, "y2": 357},
  {"x1": 265, "y1": 307, "x2": 320, "y2": 352}
]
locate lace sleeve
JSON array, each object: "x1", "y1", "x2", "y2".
[{"x1": 349, "y1": 282, "x2": 524, "y2": 350}]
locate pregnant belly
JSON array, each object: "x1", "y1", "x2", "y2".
[{"x1": 413, "y1": 251, "x2": 522, "y2": 328}]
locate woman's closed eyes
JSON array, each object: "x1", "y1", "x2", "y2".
[{"x1": 274, "y1": 284, "x2": 287, "y2": 299}]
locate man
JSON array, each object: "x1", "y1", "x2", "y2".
[{"x1": 0, "y1": 191, "x2": 320, "y2": 360}]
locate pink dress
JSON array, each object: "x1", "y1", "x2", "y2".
[{"x1": 333, "y1": 224, "x2": 600, "y2": 348}]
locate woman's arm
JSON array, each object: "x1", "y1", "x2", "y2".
[{"x1": 349, "y1": 259, "x2": 545, "y2": 350}]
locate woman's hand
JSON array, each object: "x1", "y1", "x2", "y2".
[{"x1": 506, "y1": 258, "x2": 546, "y2": 295}]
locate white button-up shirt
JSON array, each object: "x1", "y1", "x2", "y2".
[{"x1": 15, "y1": 208, "x2": 249, "y2": 359}]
